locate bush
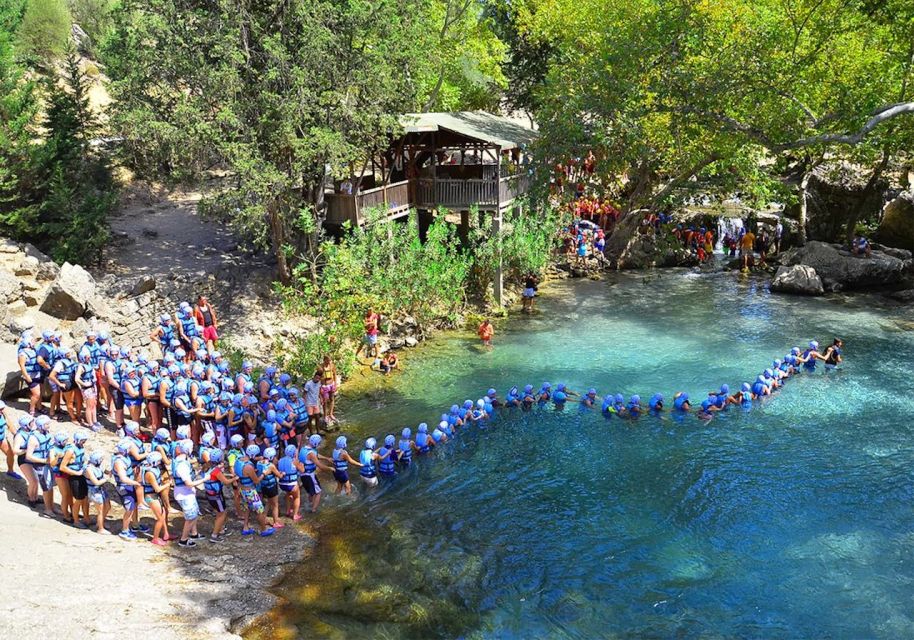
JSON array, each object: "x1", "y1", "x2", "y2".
[{"x1": 17, "y1": 0, "x2": 71, "y2": 62}]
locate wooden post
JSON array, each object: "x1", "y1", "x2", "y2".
[{"x1": 494, "y1": 146, "x2": 504, "y2": 307}]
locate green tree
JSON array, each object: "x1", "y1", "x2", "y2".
[
  {"x1": 16, "y1": 0, "x2": 71, "y2": 62},
  {"x1": 66, "y1": 0, "x2": 117, "y2": 56},
  {"x1": 0, "y1": 16, "x2": 40, "y2": 238},
  {"x1": 106, "y1": 0, "x2": 444, "y2": 283},
  {"x1": 39, "y1": 48, "x2": 114, "y2": 263}
]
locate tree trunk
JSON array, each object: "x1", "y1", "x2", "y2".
[
  {"x1": 268, "y1": 200, "x2": 291, "y2": 284},
  {"x1": 844, "y1": 150, "x2": 889, "y2": 243},
  {"x1": 797, "y1": 171, "x2": 811, "y2": 246}
]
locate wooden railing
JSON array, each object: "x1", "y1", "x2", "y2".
[{"x1": 326, "y1": 174, "x2": 530, "y2": 225}]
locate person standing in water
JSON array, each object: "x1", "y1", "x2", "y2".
[
  {"x1": 477, "y1": 319, "x2": 494, "y2": 349},
  {"x1": 522, "y1": 274, "x2": 538, "y2": 313}
]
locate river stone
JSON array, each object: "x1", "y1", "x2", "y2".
[
  {"x1": 889, "y1": 289, "x2": 914, "y2": 303},
  {"x1": 875, "y1": 192, "x2": 914, "y2": 250},
  {"x1": 404, "y1": 336, "x2": 418, "y2": 347},
  {"x1": 770, "y1": 265, "x2": 824, "y2": 295},
  {"x1": 783, "y1": 241, "x2": 906, "y2": 289},
  {"x1": 21, "y1": 242, "x2": 51, "y2": 263},
  {"x1": 0, "y1": 239, "x2": 18, "y2": 254},
  {"x1": 39, "y1": 262, "x2": 97, "y2": 320}
]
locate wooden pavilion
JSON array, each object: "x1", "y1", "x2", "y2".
[{"x1": 324, "y1": 111, "x2": 537, "y2": 304}]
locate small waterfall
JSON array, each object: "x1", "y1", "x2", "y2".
[{"x1": 716, "y1": 216, "x2": 744, "y2": 254}]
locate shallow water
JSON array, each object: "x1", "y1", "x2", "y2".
[{"x1": 264, "y1": 271, "x2": 914, "y2": 639}]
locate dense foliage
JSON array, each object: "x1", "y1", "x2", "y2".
[
  {"x1": 277, "y1": 206, "x2": 564, "y2": 377},
  {"x1": 0, "y1": 1, "x2": 114, "y2": 264}
]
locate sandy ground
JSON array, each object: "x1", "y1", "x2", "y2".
[{"x1": 0, "y1": 400, "x2": 313, "y2": 640}]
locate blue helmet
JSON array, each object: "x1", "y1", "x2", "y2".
[
  {"x1": 418, "y1": 423, "x2": 428, "y2": 433},
  {"x1": 335, "y1": 436, "x2": 347, "y2": 449},
  {"x1": 263, "y1": 447, "x2": 277, "y2": 460},
  {"x1": 210, "y1": 449, "x2": 224, "y2": 463},
  {"x1": 402, "y1": 428, "x2": 411, "y2": 438},
  {"x1": 308, "y1": 434, "x2": 322, "y2": 447},
  {"x1": 246, "y1": 445, "x2": 261, "y2": 458},
  {"x1": 365, "y1": 437, "x2": 377, "y2": 450},
  {"x1": 384, "y1": 434, "x2": 395, "y2": 447}
]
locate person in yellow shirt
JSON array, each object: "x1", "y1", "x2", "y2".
[{"x1": 740, "y1": 229, "x2": 756, "y2": 271}]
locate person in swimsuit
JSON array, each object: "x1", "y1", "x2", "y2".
[
  {"x1": 297, "y1": 434, "x2": 333, "y2": 513},
  {"x1": 477, "y1": 319, "x2": 494, "y2": 349},
  {"x1": 522, "y1": 274, "x2": 539, "y2": 313},
  {"x1": 193, "y1": 295, "x2": 219, "y2": 350},
  {"x1": 85, "y1": 450, "x2": 111, "y2": 534},
  {"x1": 142, "y1": 452, "x2": 172, "y2": 546},
  {"x1": 234, "y1": 445, "x2": 275, "y2": 537},
  {"x1": 822, "y1": 338, "x2": 844, "y2": 369}
]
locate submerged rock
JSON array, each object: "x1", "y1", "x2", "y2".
[{"x1": 770, "y1": 265, "x2": 824, "y2": 296}]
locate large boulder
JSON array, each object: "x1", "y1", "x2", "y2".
[
  {"x1": 0, "y1": 268, "x2": 22, "y2": 303},
  {"x1": 38, "y1": 262, "x2": 97, "y2": 320},
  {"x1": 770, "y1": 265, "x2": 824, "y2": 295},
  {"x1": 875, "y1": 192, "x2": 914, "y2": 251},
  {"x1": 783, "y1": 240, "x2": 906, "y2": 290},
  {"x1": 606, "y1": 212, "x2": 697, "y2": 269}
]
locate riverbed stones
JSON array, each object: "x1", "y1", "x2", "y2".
[
  {"x1": 39, "y1": 262, "x2": 98, "y2": 320},
  {"x1": 771, "y1": 265, "x2": 824, "y2": 295},
  {"x1": 782, "y1": 241, "x2": 906, "y2": 290}
]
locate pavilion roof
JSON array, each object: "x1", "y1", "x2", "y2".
[{"x1": 399, "y1": 111, "x2": 537, "y2": 150}]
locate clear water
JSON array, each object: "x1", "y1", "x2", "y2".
[{"x1": 267, "y1": 271, "x2": 914, "y2": 639}]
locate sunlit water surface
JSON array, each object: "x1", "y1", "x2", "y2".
[{"x1": 265, "y1": 271, "x2": 914, "y2": 639}]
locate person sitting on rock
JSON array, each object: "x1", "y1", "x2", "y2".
[{"x1": 852, "y1": 236, "x2": 872, "y2": 257}]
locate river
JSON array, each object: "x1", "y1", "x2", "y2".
[{"x1": 249, "y1": 270, "x2": 914, "y2": 639}]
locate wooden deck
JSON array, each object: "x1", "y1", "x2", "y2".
[{"x1": 325, "y1": 175, "x2": 529, "y2": 226}]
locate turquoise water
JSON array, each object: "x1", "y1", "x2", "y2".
[{"x1": 278, "y1": 271, "x2": 914, "y2": 639}]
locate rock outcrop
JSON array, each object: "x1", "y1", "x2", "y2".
[
  {"x1": 606, "y1": 212, "x2": 697, "y2": 269},
  {"x1": 780, "y1": 240, "x2": 908, "y2": 291},
  {"x1": 770, "y1": 265, "x2": 824, "y2": 295},
  {"x1": 875, "y1": 192, "x2": 914, "y2": 251},
  {"x1": 39, "y1": 262, "x2": 98, "y2": 320}
]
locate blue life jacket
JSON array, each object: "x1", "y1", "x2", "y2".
[
  {"x1": 263, "y1": 421, "x2": 280, "y2": 448},
  {"x1": 378, "y1": 446, "x2": 396, "y2": 476},
  {"x1": 38, "y1": 343, "x2": 56, "y2": 371},
  {"x1": 65, "y1": 444, "x2": 85, "y2": 473},
  {"x1": 180, "y1": 314, "x2": 197, "y2": 338},
  {"x1": 802, "y1": 349, "x2": 817, "y2": 370},
  {"x1": 431, "y1": 430, "x2": 443, "y2": 443},
  {"x1": 300, "y1": 446, "x2": 317, "y2": 473},
  {"x1": 204, "y1": 467, "x2": 223, "y2": 495},
  {"x1": 673, "y1": 396, "x2": 689, "y2": 411},
  {"x1": 55, "y1": 357, "x2": 76, "y2": 387},
  {"x1": 752, "y1": 381, "x2": 766, "y2": 396},
  {"x1": 171, "y1": 458, "x2": 191, "y2": 487},
  {"x1": 277, "y1": 457, "x2": 298, "y2": 484},
  {"x1": 332, "y1": 448, "x2": 348, "y2": 471},
  {"x1": 173, "y1": 392, "x2": 192, "y2": 418},
  {"x1": 235, "y1": 459, "x2": 255, "y2": 487},
  {"x1": 79, "y1": 363, "x2": 96, "y2": 387},
  {"x1": 416, "y1": 433, "x2": 430, "y2": 453},
  {"x1": 143, "y1": 465, "x2": 161, "y2": 494},
  {"x1": 199, "y1": 393, "x2": 214, "y2": 415},
  {"x1": 142, "y1": 373, "x2": 160, "y2": 398},
  {"x1": 21, "y1": 347, "x2": 41, "y2": 378},
  {"x1": 292, "y1": 399, "x2": 308, "y2": 426},
  {"x1": 359, "y1": 449, "x2": 376, "y2": 477},
  {"x1": 121, "y1": 377, "x2": 140, "y2": 399},
  {"x1": 159, "y1": 323, "x2": 175, "y2": 346},
  {"x1": 398, "y1": 439, "x2": 412, "y2": 464},
  {"x1": 49, "y1": 444, "x2": 67, "y2": 473},
  {"x1": 30, "y1": 431, "x2": 51, "y2": 463},
  {"x1": 83, "y1": 341, "x2": 102, "y2": 367},
  {"x1": 111, "y1": 454, "x2": 133, "y2": 488},
  {"x1": 0, "y1": 413, "x2": 6, "y2": 439},
  {"x1": 257, "y1": 460, "x2": 277, "y2": 489},
  {"x1": 238, "y1": 372, "x2": 253, "y2": 388}
]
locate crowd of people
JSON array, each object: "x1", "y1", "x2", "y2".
[{"x1": 4, "y1": 287, "x2": 845, "y2": 549}]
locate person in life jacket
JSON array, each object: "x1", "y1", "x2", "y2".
[
  {"x1": 142, "y1": 452, "x2": 172, "y2": 546},
  {"x1": 18, "y1": 332, "x2": 44, "y2": 416},
  {"x1": 0, "y1": 401, "x2": 19, "y2": 479},
  {"x1": 297, "y1": 434, "x2": 333, "y2": 514},
  {"x1": 75, "y1": 348, "x2": 100, "y2": 431},
  {"x1": 234, "y1": 444, "x2": 276, "y2": 537},
  {"x1": 111, "y1": 438, "x2": 142, "y2": 540},
  {"x1": 27, "y1": 415, "x2": 56, "y2": 516},
  {"x1": 84, "y1": 450, "x2": 111, "y2": 534},
  {"x1": 49, "y1": 347, "x2": 80, "y2": 423},
  {"x1": 257, "y1": 447, "x2": 284, "y2": 529},
  {"x1": 204, "y1": 449, "x2": 234, "y2": 543},
  {"x1": 822, "y1": 338, "x2": 844, "y2": 369},
  {"x1": 331, "y1": 436, "x2": 363, "y2": 496},
  {"x1": 141, "y1": 360, "x2": 162, "y2": 430},
  {"x1": 277, "y1": 445, "x2": 302, "y2": 521},
  {"x1": 48, "y1": 430, "x2": 72, "y2": 522},
  {"x1": 13, "y1": 415, "x2": 39, "y2": 504},
  {"x1": 358, "y1": 437, "x2": 382, "y2": 488}
]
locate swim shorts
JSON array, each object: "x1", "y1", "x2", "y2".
[
  {"x1": 279, "y1": 482, "x2": 297, "y2": 493},
  {"x1": 362, "y1": 476, "x2": 378, "y2": 487},
  {"x1": 175, "y1": 493, "x2": 199, "y2": 521},
  {"x1": 202, "y1": 326, "x2": 219, "y2": 343},
  {"x1": 36, "y1": 465, "x2": 53, "y2": 491},
  {"x1": 109, "y1": 386, "x2": 125, "y2": 410},
  {"x1": 523, "y1": 288, "x2": 536, "y2": 298},
  {"x1": 82, "y1": 386, "x2": 97, "y2": 399},
  {"x1": 301, "y1": 473, "x2": 321, "y2": 496},
  {"x1": 88, "y1": 485, "x2": 108, "y2": 505},
  {"x1": 240, "y1": 487, "x2": 264, "y2": 513},
  {"x1": 261, "y1": 484, "x2": 278, "y2": 499},
  {"x1": 117, "y1": 486, "x2": 137, "y2": 511},
  {"x1": 69, "y1": 475, "x2": 88, "y2": 500},
  {"x1": 207, "y1": 494, "x2": 226, "y2": 513},
  {"x1": 333, "y1": 470, "x2": 349, "y2": 484}
]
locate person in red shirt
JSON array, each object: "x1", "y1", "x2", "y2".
[
  {"x1": 193, "y1": 296, "x2": 219, "y2": 350},
  {"x1": 360, "y1": 308, "x2": 381, "y2": 359},
  {"x1": 477, "y1": 319, "x2": 494, "y2": 349}
]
